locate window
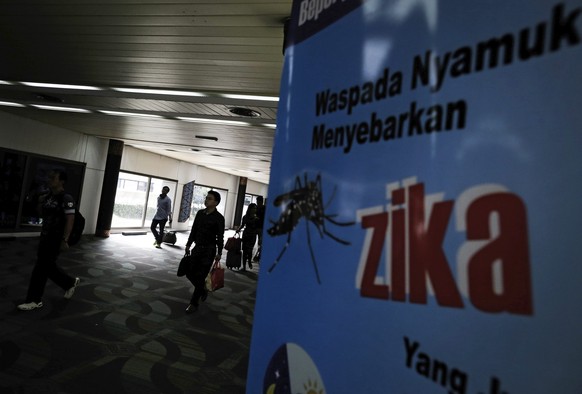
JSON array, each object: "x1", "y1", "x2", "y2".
[
  {"x1": 189, "y1": 184, "x2": 228, "y2": 225},
  {"x1": 242, "y1": 193, "x2": 260, "y2": 218},
  {"x1": 112, "y1": 172, "x2": 176, "y2": 228}
]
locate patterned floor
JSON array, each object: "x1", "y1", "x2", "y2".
[{"x1": 0, "y1": 231, "x2": 258, "y2": 394}]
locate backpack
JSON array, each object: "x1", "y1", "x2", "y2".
[{"x1": 68, "y1": 210, "x2": 85, "y2": 246}]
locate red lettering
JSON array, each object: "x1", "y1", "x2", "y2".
[
  {"x1": 408, "y1": 183, "x2": 463, "y2": 307},
  {"x1": 360, "y1": 213, "x2": 389, "y2": 299},
  {"x1": 391, "y1": 188, "x2": 406, "y2": 301},
  {"x1": 466, "y1": 193, "x2": 533, "y2": 315}
]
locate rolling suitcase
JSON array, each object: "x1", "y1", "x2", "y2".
[
  {"x1": 226, "y1": 249, "x2": 242, "y2": 270},
  {"x1": 163, "y1": 231, "x2": 177, "y2": 245}
]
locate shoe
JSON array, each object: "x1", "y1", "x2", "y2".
[
  {"x1": 17, "y1": 301, "x2": 43, "y2": 311},
  {"x1": 201, "y1": 290, "x2": 208, "y2": 302},
  {"x1": 185, "y1": 304, "x2": 198, "y2": 313},
  {"x1": 155, "y1": 243, "x2": 162, "y2": 249},
  {"x1": 249, "y1": 262, "x2": 253, "y2": 269},
  {"x1": 64, "y1": 277, "x2": 80, "y2": 299},
  {"x1": 153, "y1": 241, "x2": 158, "y2": 245}
]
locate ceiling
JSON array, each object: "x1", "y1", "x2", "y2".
[{"x1": 0, "y1": 0, "x2": 293, "y2": 185}]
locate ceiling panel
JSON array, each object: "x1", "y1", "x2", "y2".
[{"x1": 0, "y1": 0, "x2": 292, "y2": 185}]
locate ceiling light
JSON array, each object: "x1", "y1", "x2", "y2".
[
  {"x1": 221, "y1": 94, "x2": 279, "y2": 102},
  {"x1": 262, "y1": 123, "x2": 277, "y2": 129},
  {"x1": 99, "y1": 110, "x2": 163, "y2": 119},
  {"x1": 0, "y1": 101, "x2": 25, "y2": 107},
  {"x1": 22, "y1": 82, "x2": 102, "y2": 90},
  {"x1": 31, "y1": 104, "x2": 91, "y2": 113},
  {"x1": 177, "y1": 117, "x2": 250, "y2": 126},
  {"x1": 0, "y1": 80, "x2": 13, "y2": 85},
  {"x1": 112, "y1": 87, "x2": 207, "y2": 97}
]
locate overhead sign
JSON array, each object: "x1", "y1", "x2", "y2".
[{"x1": 248, "y1": 1, "x2": 582, "y2": 393}]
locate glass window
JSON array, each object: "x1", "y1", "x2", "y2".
[
  {"x1": 112, "y1": 173, "x2": 149, "y2": 228},
  {"x1": 112, "y1": 172, "x2": 176, "y2": 228},
  {"x1": 242, "y1": 193, "x2": 259, "y2": 218},
  {"x1": 189, "y1": 185, "x2": 228, "y2": 225}
]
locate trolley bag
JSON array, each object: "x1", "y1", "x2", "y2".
[
  {"x1": 163, "y1": 230, "x2": 177, "y2": 245},
  {"x1": 224, "y1": 232, "x2": 242, "y2": 251},
  {"x1": 226, "y1": 249, "x2": 242, "y2": 270}
]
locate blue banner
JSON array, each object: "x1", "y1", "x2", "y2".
[{"x1": 248, "y1": 1, "x2": 582, "y2": 392}]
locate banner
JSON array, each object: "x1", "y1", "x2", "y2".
[{"x1": 248, "y1": 1, "x2": 582, "y2": 392}]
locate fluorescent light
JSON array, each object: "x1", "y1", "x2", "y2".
[
  {"x1": 22, "y1": 82, "x2": 102, "y2": 90},
  {"x1": 112, "y1": 87, "x2": 207, "y2": 97},
  {"x1": 221, "y1": 94, "x2": 279, "y2": 102},
  {"x1": 99, "y1": 110, "x2": 163, "y2": 118},
  {"x1": 262, "y1": 123, "x2": 277, "y2": 129},
  {"x1": 0, "y1": 101, "x2": 25, "y2": 107},
  {"x1": 177, "y1": 117, "x2": 250, "y2": 126},
  {"x1": 31, "y1": 104, "x2": 91, "y2": 113},
  {"x1": 0, "y1": 80, "x2": 13, "y2": 85}
]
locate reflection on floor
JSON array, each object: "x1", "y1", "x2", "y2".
[{"x1": 0, "y1": 231, "x2": 258, "y2": 394}]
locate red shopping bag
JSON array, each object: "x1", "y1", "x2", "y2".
[{"x1": 208, "y1": 260, "x2": 225, "y2": 291}]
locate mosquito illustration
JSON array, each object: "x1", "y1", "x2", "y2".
[{"x1": 266, "y1": 173, "x2": 354, "y2": 283}]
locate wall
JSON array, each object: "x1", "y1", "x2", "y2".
[
  {"x1": 0, "y1": 110, "x2": 108, "y2": 235},
  {"x1": 0, "y1": 110, "x2": 269, "y2": 236}
]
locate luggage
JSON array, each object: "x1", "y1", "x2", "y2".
[
  {"x1": 163, "y1": 231, "x2": 177, "y2": 245},
  {"x1": 224, "y1": 232, "x2": 242, "y2": 251},
  {"x1": 177, "y1": 254, "x2": 191, "y2": 277},
  {"x1": 226, "y1": 249, "x2": 242, "y2": 270}
]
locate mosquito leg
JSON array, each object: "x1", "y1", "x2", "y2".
[
  {"x1": 325, "y1": 215, "x2": 355, "y2": 226},
  {"x1": 268, "y1": 231, "x2": 292, "y2": 273},
  {"x1": 323, "y1": 228, "x2": 351, "y2": 245},
  {"x1": 305, "y1": 220, "x2": 322, "y2": 284}
]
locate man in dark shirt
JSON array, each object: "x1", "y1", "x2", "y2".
[
  {"x1": 17, "y1": 169, "x2": 80, "y2": 311},
  {"x1": 184, "y1": 190, "x2": 225, "y2": 313}
]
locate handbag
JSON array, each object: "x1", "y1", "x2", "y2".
[
  {"x1": 177, "y1": 253, "x2": 191, "y2": 277},
  {"x1": 224, "y1": 232, "x2": 242, "y2": 251},
  {"x1": 207, "y1": 260, "x2": 225, "y2": 291}
]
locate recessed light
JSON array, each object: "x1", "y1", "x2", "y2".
[
  {"x1": 221, "y1": 94, "x2": 279, "y2": 102},
  {"x1": 22, "y1": 82, "x2": 102, "y2": 90},
  {"x1": 31, "y1": 104, "x2": 90, "y2": 113},
  {"x1": 112, "y1": 87, "x2": 207, "y2": 97},
  {"x1": 178, "y1": 117, "x2": 250, "y2": 126},
  {"x1": 99, "y1": 110, "x2": 163, "y2": 118},
  {"x1": 0, "y1": 101, "x2": 25, "y2": 107}
]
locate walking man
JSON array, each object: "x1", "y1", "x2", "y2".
[
  {"x1": 17, "y1": 169, "x2": 80, "y2": 311},
  {"x1": 184, "y1": 191, "x2": 224, "y2": 313},
  {"x1": 150, "y1": 186, "x2": 172, "y2": 248}
]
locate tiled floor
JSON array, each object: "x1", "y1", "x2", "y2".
[{"x1": 0, "y1": 231, "x2": 258, "y2": 393}]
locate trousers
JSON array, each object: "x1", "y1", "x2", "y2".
[
  {"x1": 26, "y1": 234, "x2": 75, "y2": 303},
  {"x1": 150, "y1": 218, "x2": 168, "y2": 244},
  {"x1": 185, "y1": 246, "x2": 215, "y2": 305}
]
